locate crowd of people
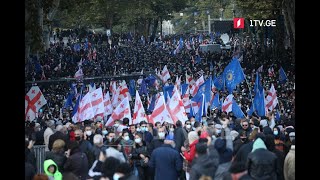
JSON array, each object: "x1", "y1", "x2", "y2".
[{"x1": 25, "y1": 29, "x2": 295, "y2": 180}]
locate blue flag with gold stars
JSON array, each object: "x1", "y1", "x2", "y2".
[{"x1": 223, "y1": 58, "x2": 245, "y2": 93}]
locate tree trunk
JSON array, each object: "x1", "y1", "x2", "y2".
[
  {"x1": 202, "y1": 20, "x2": 206, "y2": 31},
  {"x1": 150, "y1": 18, "x2": 159, "y2": 42}
]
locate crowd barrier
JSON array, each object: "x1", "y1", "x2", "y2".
[{"x1": 32, "y1": 145, "x2": 46, "y2": 173}]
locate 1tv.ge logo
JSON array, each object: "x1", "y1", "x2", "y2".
[{"x1": 233, "y1": 18, "x2": 276, "y2": 29}]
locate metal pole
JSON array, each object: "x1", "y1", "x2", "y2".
[{"x1": 208, "y1": 15, "x2": 211, "y2": 33}]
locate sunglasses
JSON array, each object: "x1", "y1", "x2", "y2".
[
  {"x1": 242, "y1": 124, "x2": 248, "y2": 126},
  {"x1": 186, "y1": 123, "x2": 191, "y2": 125}
]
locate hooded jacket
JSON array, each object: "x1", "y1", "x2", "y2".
[
  {"x1": 44, "y1": 159, "x2": 63, "y2": 180},
  {"x1": 247, "y1": 138, "x2": 277, "y2": 180}
]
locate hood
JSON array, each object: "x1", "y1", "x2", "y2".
[
  {"x1": 44, "y1": 159, "x2": 59, "y2": 176},
  {"x1": 251, "y1": 138, "x2": 267, "y2": 152}
]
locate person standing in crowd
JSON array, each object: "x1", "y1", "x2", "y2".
[
  {"x1": 84, "y1": 124, "x2": 95, "y2": 145},
  {"x1": 140, "y1": 121, "x2": 153, "y2": 145},
  {"x1": 148, "y1": 134, "x2": 182, "y2": 180},
  {"x1": 129, "y1": 124, "x2": 137, "y2": 140},
  {"x1": 265, "y1": 134, "x2": 285, "y2": 180},
  {"x1": 120, "y1": 129, "x2": 134, "y2": 161},
  {"x1": 147, "y1": 126, "x2": 166, "y2": 155},
  {"x1": 181, "y1": 131, "x2": 199, "y2": 179},
  {"x1": 44, "y1": 120, "x2": 55, "y2": 152},
  {"x1": 48, "y1": 125, "x2": 69, "y2": 151},
  {"x1": 214, "y1": 139, "x2": 233, "y2": 180},
  {"x1": 131, "y1": 133, "x2": 150, "y2": 180},
  {"x1": 174, "y1": 120, "x2": 188, "y2": 153},
  {"x1": 273, "y1": 126, "x2": 285, "y2": 152},
  {"x1": 284, "y1": 139, "x2": 295, "y2": 180},
  {"x1": 91, "y1": 134, "x2": 108, "y2": 161},
  {"x1": 45, "y1": 139, "x2": 67, "y2": 173},
  {"x1": 34, "y1": 123, "x2": 45, "y2": 145},
  {"x1": 64, "y1": 141, "x2": 89, "y2": 180},
  {"x1": 74, "y1": 129, "x2": 94, "y2": 167},
  {"x1": 237, "y1": 119, "x2": 252, "y2": 138},
  {"x1": 43, "y1": 159, "x2": 63, "y2": 180}
]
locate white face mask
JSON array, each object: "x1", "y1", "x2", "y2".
[
  {"x1": 86, "y1": 131, "x2": 92, "y2": 136},
  {"x1": 102, "y1": 130, "x2": 108, "y2": 135},
  {"x1": 186, "y1": 125, "x2": 191, "y2": 129},
  {"x1": 124, "y1": 136, "x2": 130, "y2": 141},
  {"x1": 113, "y1": 173, "x2": 122, "y2": 180},
  {"x1": 158, "y1": 132, "x2": 165, "y2": 139},
  {"x1": 135, "y1": 138, "x2": 142, "y2": 144},
  {"x1": 136, "y1": 128, "x2": 141, "y2": 132},
  {"x1": 114, "y1": 124, "x2": 119, "y2": 127}
]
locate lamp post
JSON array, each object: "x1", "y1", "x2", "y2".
[{"x1": 194, "y1": 21, "x2": 197, "y2": 33}]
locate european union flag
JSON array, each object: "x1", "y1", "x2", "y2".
[
  {"x1": 148, "y1": 94, "x2": 156, "y2": 112},
  {"x1": 211, "y1": 92, "x2": 221, "y2": 110},
  {"x1": 163, "y1": 85, "x2": 174, "y2": 103},
  {"x1": 254, "y1": 72, "x2": 263, "y2": 94},
  {"x1": 193, "y1": 77, "x2": 211, "y2": 105},
  {"x1": 253, "y1": 88, "x2": 266, "y2": 117},
  {"x1": 279, "y1": 67, "x2": 288, "y2": 84},
  {"x1": 181, "y1": 83, "x2": 189, "y2": 96},
  {"x1": 194, "y1": 94, "x2": 206, "y2": 122},
  {"x1": 129, "y1": 80, "x2": 136, "y2": 97},
  {"x1": 232, "y1": 100, "x2": 245, "y2": 118},
  {"x1": 139, "y1": 80, "x2": 149, "y2": 96},
  {"x1": 223, "y1": 58, "x2": 245, "y2": 93},
  {"x1": 213, "y1": 74, "x2": 225, "y2": 90}
]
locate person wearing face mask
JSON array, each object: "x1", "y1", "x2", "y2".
[
  {"x1": 140, "y1": 121, "x2": 153, "y2": 145},
  {"x1": 84, "y1": 125, "x2": 94, "y2": 146},
  {"x1": 131, "y1": 133, "x2": 150, "y2": 180},
  {"x1": 74, "y1": 129, "x2": 94, "y2": 166},
  {"x1": 120, "y1": 130, "x2": 134, "y2": 161},
  {"x1": 147, "y1": 127, "x2": 166, "y2": 155},
  {"x1": 273, "y1": 127, "x2": 285, "y2": 152},
  {"x1": 148, "y1": 134, "x2": 182, "y2": 180}
]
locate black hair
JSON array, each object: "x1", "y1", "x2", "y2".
[
  {"x1": 123, "y1": 118, "x2": 129, "y2": 125},
  {"x1": 115, "y1": 162, "x2": 133, "y2": 176},
  {"x1": 198, "y1": 138, "x2": 208, "y2": 144},
  {"x1": 139, "y1": 121, "x2": 147, "y2": 126},
  {"x1": 265, "y1": 134, "x2": 275, "y2": 151},
  {"x1": 176, "y1": 120, "x2": 182, "y2": 127},
  {"x1": 102, "y1": 157, "x2": 121, "y2": 178},
  {"x1": 195, "y1": 143, "x2": 207, "y2": 155}
]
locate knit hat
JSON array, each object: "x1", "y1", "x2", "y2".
[
  {"x1": 214, "y1": 138, "x2": 226, "y2": 153},
  {"x1": 263, "y1": 126, "x2": 273, "y2": 136},
  {"x1": 188, "y1": 131, "x2": 199, "y2": 144},
  {"x1": 252, "y1": 138, "x2": 267, "y2": 152},
  {"x1": 165, "y1": 133, "x2": 174, "y2": 141},
  {"x1": 230, "y1": 130, "x2": 239, "y2": 141},
  {"x1": 219, "y1": 148, "x2": 233, "y2": 164}
]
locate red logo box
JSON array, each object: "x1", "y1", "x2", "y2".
[{"x1": 234, "y1": 18, "x2": 244, "y2": 29}]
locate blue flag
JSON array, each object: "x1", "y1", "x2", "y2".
[
  {"x1": 211, "y1": 92, "x2": 221, "y2": 110},
  {"x1": 181, "y1": 83, "x2": 189, "y2": 96},
  {"x1": 279, "y1": 67, "x2": 288, "y2": 84},
  {"x1": 72, "y1": 93, "x2": 83, "y2": 117},
  {"x1": 188, "y1": 104, "x2": 194, "y2": 118},
  {"x1": 253, "y1": 88, "x2": 266, "y2": 117},
  {"x1": 196, "y1": 55, "x2": 201, "y2": 64},
  {"x1": 163, "y1": 85, "x2": 174, "y2": 103},
  {"x1": 213, "y1": 74, "x2": 225, "y2": 90},
  {"x1": 232, "y1": 100, "x2": 245, "y2": 118},
  {"x1": 139, "y1": 80, "x2": 149, "y2": 96},
  {"x1": 254, "y1": 72, "x2": 263, "y2": 94},
  {"x1": 247, "y1": 104, "x2": 254, "y2": 116},
  {"x1": 129, "y1": 80, "x2": 136, "y2": 97},
  {"x1": 193, "y1": 77, "x2": 211, "y2": 105},
  {"x1": 145, "y1": 75, "x2": 157, "y2": 87},
  {"x1": 275, "y1": 110, "x2": 281, "y2": 121},
  {"x1": 179, "y1": 37, "x2": 184, "y2": 49},
  {"x1": 64, "y1": 93, "x2": 74, "y2": 109},
  {"x1": 194, "y1": 94, "x2": 206, "y2": 122},
  {"x1": 148, "y1": 94, "x2": 156, "y2": 112},
  {"x1": 223, "y1": 58, "x2": 245, "y2": 93}
]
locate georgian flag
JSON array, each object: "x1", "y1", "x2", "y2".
[
  {"x1": 133, "y1": 91, "x2": 148, "y2": 124},
  {"x1": 190, "y1": 75, "x2": 204, "y2": 97},
  {"x1": 105, "y1": 97, "x2": 132, "y2": 126},
  {"x1": 90, "y1": 88, "x2": 104, "y2": 118},
  {"x1": 78, "y1": 92, "x2": 95, "y2": 122},
  {"x1": 222, "y1": 94, "x2": 234, "y2": 113},
  {"x1": 168, "y1": 86, "x2": 188, "y2": 124},
  {"x1": 149, "y1": 94, "x2": 173, "y2": 125},
  {"x1": 103, "y1": 91, "x2": 113, "y2": 117},
  {"x1": 265, "y1": 84, "x2": 279, "y2": 111},
  {"x1": 161, "y1": 65, "x2": 171, "y2": 83},
  {"x1": 25, "y1": 86, "x2": 47, "y2": 121}
]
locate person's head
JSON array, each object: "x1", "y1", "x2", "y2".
[
  {"x1": 56, "y1": 125, "x2": 66, "y2": 134},
  {"x1": 273, "y1": 126, "x2": 281, "y2": 139},
  {"x1": 114, "y1": 119, "x2": 121, "y2": 127},
  {"x1": 289, "y1": 132, "x2": 295, "y2": 142},
  {"x1": 52, "y1": 139, "x2": 65, "y2": 153},
  {"x1": 184, "y1": 120, "x2": 191, "y2": 129},
  {"x1": 93, "y1": 134, "x2": 104, "y2": 147},
  {"x1": 113, "y1": 162, "x2": 133, "y2": 180},
  {"x1": 122, "y1": 118, "x2": 129, "y2": 126},
  {"x1": 44, "y1": 159, "x2": 59, "y2": 176},
  {"x1": 265, "y1": 134, "x2": 276, "y2": 151},
  {"x1": 122, "y1": 131, "x2": 130, "y2": 141},
  {"x1": 84, "y1": 125, "x2": 93, "y2": 136},
  {"x1": 34, "y1": 123, "x2": 41, "y2": 132},
  {"x1": 250, "y1": 117, "x2": 259, "y2": 129},
  {"x1": 190, "y1": 117, "x2": 196, "y2": 125},
  {"x1": 164, "y1": 133, "x2": 175, "y2": 147},
  {"x1": 188, "y1": 131, "x2": 199, "y2": 144},
  {"x1": 157, "y1": 127, "x2": 166, "y2": 139},
  {"x1": 147, "y1": 123, "x2": 154, "y2": 131},
  {"x1": 46, "y1": 120, "x2": 55, "y2": 130},
  {"x1": 241, "y1": 119, "x2": 249, "y2": 130},
  {"x1": 134, "y1": 133, "x2": 143, "y2": 144},
  {"x1": 214, "y1": 124, "x2": 222, "y2": 136},
  {"x1": 195, "y1": 143, "x2": 208, "y2": 158},
  {"x1": 107, "y1": 131, "x2": 115, "y2": 142},
  {"x1": 67, "y1": 141, "x2": 80, "y2": 155},
  {"x1": 102, "y1": 157, "x2": 121, "y2": 179},
  {"x1": 129, "y1": 124, "x2": 136, "y2": 133},
  {"x1": 74, "y1": 129, "x2": 83, "y2": 141},
  {"x1": 155, "y1": 122, "x2": 162, "y2": 129},
  {"x1": 239, "y1": 131, "x2": 248, "y2": 143},
  {"x1": 140, "y1": 121, "x2": 148, "y2": 132},
  {"x1": 176, "y1": 120, "x2": 182, "y2": 128}
]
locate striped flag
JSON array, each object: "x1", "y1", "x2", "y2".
[
  {"x1": 105, "y1": 97, "x2": 132, "y2": 126},
  {"x1": 265, "y1": 84, "x2": 278, "y2": 111},
  {"x1": 133, "y1": 91, "x2": 148, "y2": 124},
  {"x1": 222, "y1": 94, "x2": 234, "y2": 113}
]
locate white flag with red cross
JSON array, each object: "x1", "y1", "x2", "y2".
[
  {"x1": 103, "y1": 91, "x2": 113, "y2": 117},
  {"x1": 133, "y1": 91, "x2": 147, "y2": 124},
  {"x1": 161, "y1": 65, "x2": 171, "y2": 83},
  {"x1": 25, "y1": 86, "x2": 47, "y2": 121},
  {"x1": 190, "y1": 75, "x2": 204, "y2": 97},
  {"x1": 265, "y1": 84, "x2": 279, "y2": 111},
  {"x1": 105, "y1": 97, "x2": 132, "y2": 126},
  {"x1": 111, "y1": 85, "x2": 121, "y2": 108},
  {"x1": 119, "y1": 80, "x2": 132, "y2": 101},
  {"x1": 78, "y1": 92, "x2": 95, "y2": 122},
  {"x1": 222, "y1": 94, "x2": 234, "y2": 113},
  {"x1": 168, "y1": 86, "x2": 188, "y2": 124},
  {"x1": 149, "y1": 94, "x2": 173, "y2": 125},
  {"x1": 90, "y1": 88, "x2": 104, "y2": 118}
]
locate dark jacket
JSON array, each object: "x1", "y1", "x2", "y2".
[
  {"x1": 131, "y1": 142, "x2": 149, "y2": 167},
  {"x1": 214, "y1": 162, "x2": 232, "y2": 180},
  {"x1": 233, "y1": 141, "x2": 254, "y2": 164},
  {"x1": 25, "y1": 162, "x2": 36, "y2": 180},
  {"x1": 189, "y1": 154, "x2": 219, "y2": 180},
  {"x1": 174, "y1": 127, "x2": 187, "y2": 153},
  {"x1": 142, "y1": 131, "x2": 153, "y2": 145},
  {"x1": 91, "y1": 145, "x2": 108, "y2": 161},
  {"x1": 48, "y1": 131, "x2": 69, "y2": 151},
  {"x1": 64, "y1": 149, "x2": 89, "y2": 180},
  {"x1": 147, "y1": 138, "x2": 164, "y2": 155},
  {"x1": 34, "y1": 129, "x2": 45, "y2": 145},
  {"x1": 148, "y1": 144, "x2": 183, "y2": 180},
  {"x1": 45, "y1": 151, "x2": 67, "y2": 172},
  {"x1": 247, "y1": 139, "x2": 278, "y2": 180}
]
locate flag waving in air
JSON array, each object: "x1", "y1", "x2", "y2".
[
  {"x1": 279, "y1": 67, "x2": 288, "y2": 84},
  {"x1": 167, "y1": 86, "x2": 188, "y2": 124},
  {"x1": 232, "y1": 100, "x2": 245, "y2": 118},
  {"x1": 105, "y1": 97, "x2": 132, "y2": 126},
  {"x1": 223, "y1": 58, "x2": 245, "y2": 93},
  {"x1": 265, "y1": 84, "x2": 278, "y2": 111},
  {"x1": 222, "y1": 94, "x2": 234, "y2": 113},
  {"x1": 103, "y1": 91, "x2": 113, "y2": 117},
  {"x1": 25, "y1": 86, "x2": 47, "y2": 121},
  {"x1": 133, "y1": 91, "x2": 148, "y2": 124},
  {"x1": 149, "y1": 94, "x2": 173, "y2": 125}
]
